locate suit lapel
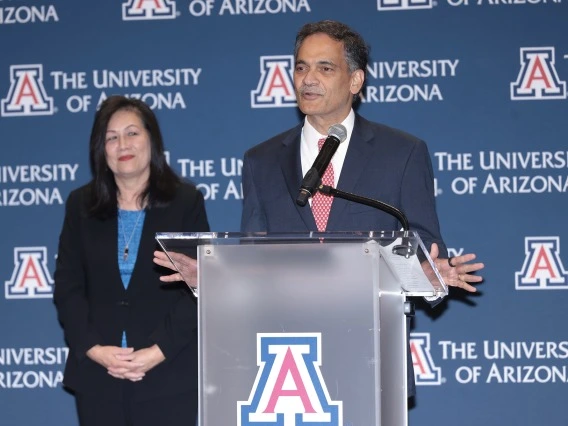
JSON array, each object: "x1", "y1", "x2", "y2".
[
  {"x1": 327, "y1": 115, "x2": 375, "y2": 231},
  {"x1": 127, "y1": 207, "x2": 156, "y2": 293},
  {"x1": 87, "y1": 212, "x2": 126, "y2": 293},
  {"x1": 279, "y1": 128, "x2": 318, "y2": 231}
]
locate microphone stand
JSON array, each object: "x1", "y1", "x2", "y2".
[
  {"x1": 318, "y1": 184, "x2": 415, "y2": 258},
  {"x1": 318, "y1": 184, "x2": 421, "y2": 316}
]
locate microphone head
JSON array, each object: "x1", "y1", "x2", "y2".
[{"x1": 328, "y1": 124, "x2": 348, "y2": 143}]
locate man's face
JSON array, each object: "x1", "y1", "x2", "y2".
[{"x1": 294, "y1": 33, "x2": 363, "y2": 132}]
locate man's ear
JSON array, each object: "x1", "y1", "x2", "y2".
[{"x1": 350, "y1": 69, "x2": 365, "y2": 95}]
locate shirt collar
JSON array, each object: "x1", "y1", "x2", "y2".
[{"x1": 302, "y1": 109, "x2": 355, "y2": 146}]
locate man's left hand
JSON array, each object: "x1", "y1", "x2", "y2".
[{"x1": 430, "y1": 243, "x2": 484, "y2": 293}]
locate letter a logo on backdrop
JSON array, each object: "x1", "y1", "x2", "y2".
[
  {"x1": 238, "y1": 333, "x2": 342, "y2": 425},
  {"x1": 515, "y1": 237, "x2": 568, "y2": 290},
  {"x1": 1, "y1": 65, "x2": 54, "y2": 117},
  {"x1": 122, "y1": 0, "x2": 176, "y2": 20},
  {"x1": 377, "y1": 0, "x2": 433, "y2": 11},
  {"x1": 510, "y1": 47, "x2": 567, "y2": 100},
  {"x1": 251, "y1": 56, "x2": 296, "y2": 108},
  {"x1": 410, "y1": 332, "x2": 442, "y2": 385},
  {"x1": 5, "y1": 247, "x2": 54, "y2": 299}
]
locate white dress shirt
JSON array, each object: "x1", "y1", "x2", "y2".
[{"x1": 300, "y1": 109, "x2": 356, "y2": 191}]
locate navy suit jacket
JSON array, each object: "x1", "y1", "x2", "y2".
[
  {"x1": 241, "y1": 113, "x2": 448, "y2": 397},
  {"x1": 242, "y1": 114, "x2": 447, "y2": 254}
]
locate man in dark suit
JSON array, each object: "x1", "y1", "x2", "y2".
[
  {"x1": 158, "y1": 18, "x2": 484, "y2": 401},
  {"x1": 241, "y1": 19, "x2": 482, "y2": 288},
  {"x1": 240, "y1": 20, "x2": 484, "y2": 397}
]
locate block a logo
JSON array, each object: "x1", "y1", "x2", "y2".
[
  {"x1": 511, "y1": 47, "x2": 567, "y2": 100},
  {"x1": 515, "y1": 237, "x2": 568, "y2": 290},
  {"x1": 1, "y1": 64, "x2": 54, "y2": 117},
  {"x1": 238, "y1": 333, "x2": 342, "y2": 425},
  {"x1": 410, "y1": 332, "x2": 442, "y2": 385},
  {"x1": 122, "y1": 0, "x2": 177, "y2": 20},
  {"x1": 378, "y1": 0, "x2": 433, "y2": 11},
  {"x1": 5, "y1": 247, "x2": 54, "y2": 299},
  {"x1": 251, "y1": 56, "x2": 297, "y2": 108}
]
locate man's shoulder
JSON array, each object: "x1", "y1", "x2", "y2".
[
  {"x1": 356, "y1": 114, "x2": 423, "y2": 145},
  {"x1": 244, "y1": 123, "x2": 302, "y2": 159}
]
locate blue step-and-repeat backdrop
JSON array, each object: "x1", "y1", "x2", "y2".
[{"x1": 1, "y1": 0, "x2": 567, "y2": 425}]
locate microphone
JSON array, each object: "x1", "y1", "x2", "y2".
[{"x1": 296, "y1": 124, "x2": 348, "y2": 207}]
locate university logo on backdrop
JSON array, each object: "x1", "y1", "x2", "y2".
[
  {"x1": 1, "y1": 63, "x2": 200, "y2": 116},
  {"x1": 410, "y1": 332, "x2": 442, "y2": 385},
  {"x1": 511, "y1": 47, "x2": 567, "y2": 100},
  {"x1": 1, "y1": 64, "x2": 54, "y2": 117},
  {"x1": 122, "y1": 0, "x2": 177, "y2": 20},
  {"x1": 5, "y1": 247, "x2": 54, "y2": 299},
  {"x1": 515, "y1": 237, "x2": 568, "y2": 290},
  {"x1": 0, "y1": 4, "x2": 59, "y2": 24},
  {"x1": 251, "y1": 56, "x2": 296, "y2": 108},
  {"x1": 377, "y1": 0, "x2": 432, "y2": 10},
  {"x1": 238, "y1": 333, "x2": 342, "y2": 425}
]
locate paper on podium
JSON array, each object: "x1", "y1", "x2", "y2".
[{"x1": 378, "y1": 237, "x2": 448, "y2": 298}]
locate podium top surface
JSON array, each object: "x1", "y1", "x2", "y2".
[
  {"x1": 157, "y1": 230, "x2": 423, "y2": 245},
  {"x1": 155, "y1": 231, "x2": 448, "y2": 298}
]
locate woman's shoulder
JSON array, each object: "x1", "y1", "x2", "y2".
[
  {"x1": 64, "y1": 183, "x2": 92, "y2": 208},
  {"x1": 155, "y1": 180, "x2": 204, "y2": 211},
  {"x1": 176, "y1": 180, "x2": 203, "y2": 200}
]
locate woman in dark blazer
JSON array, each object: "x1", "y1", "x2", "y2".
[{"x1": 54, "y1": 96, "x2": 209, "y2": 426}]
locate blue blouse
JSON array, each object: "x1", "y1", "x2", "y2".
[{"x1": 117, "y1": 208, "x2": 146, "y2": 347}]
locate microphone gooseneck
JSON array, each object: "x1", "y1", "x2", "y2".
[
  {"x1": 318, "y1": 185, "x2": 415, "y2": 258},
  {"x1": 296, "y1": 123, "x2": 414, "y2": 257}
]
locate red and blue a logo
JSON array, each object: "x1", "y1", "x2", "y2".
[
  {"x1": 410, "y1": 332, "x2": 441, "y2": 385},
  {"x1": 377, "y1": 0, "x2": 433, "y2": 11},
  {"x1": 238, "y1": 333, "x2": 342, "y2": 425},
  {"x1": 122, "y1": 0, "x2": 177, "y2": 20},
  {"x1": 1, "y1": 64, "x2": 54, "y2": 117},
  {"x1": 511, "y1": 47, "x2": 567, "y2": 100},
  {"x1": 251, "y1": 56, "x2": 297, "y2": 108},
  {"x1": 515, "y1": 237, "x2": 568, "y2": 290},
  {"x1": 5, "y1": 247, "x2": 54, "y2": 299}
]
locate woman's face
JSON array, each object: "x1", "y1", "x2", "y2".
[{"x1": 104, "y1": 108, "x2": 152, "y2": 184}]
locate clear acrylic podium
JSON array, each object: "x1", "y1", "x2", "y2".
[{"x1": 156, "y1": 231, "x2": 447, "y2": 426}]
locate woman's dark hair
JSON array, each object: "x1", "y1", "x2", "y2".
[{"x1": 87, "y1": 95, "x2": 180, "y2": 219}]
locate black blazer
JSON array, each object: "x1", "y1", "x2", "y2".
[{"x1": 54, "y1": 182, "x2": 210, "y2": 401}]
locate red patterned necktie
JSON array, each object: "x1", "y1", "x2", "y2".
[{"x1": 311, "y1": 137, "x2": 334, "y2": 232}]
